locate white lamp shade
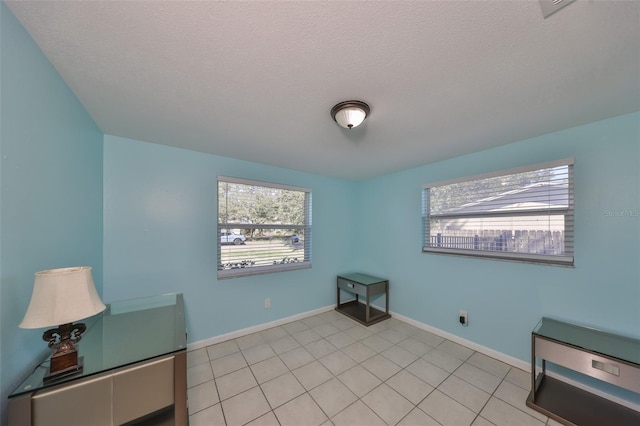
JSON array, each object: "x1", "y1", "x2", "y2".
[{"x1": 19, "y1": 266, "x2": 106, "y2": 329}]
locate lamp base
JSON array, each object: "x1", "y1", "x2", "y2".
[
  {"x1": 51, "y1": 344, "x2": 78, "y2": 371},
  {"x1": 43, "y1": 356, "x2": 84, "y2": 383},
  {"x1": 41, "y1": 322, "x2": 87, "y2": 383}
]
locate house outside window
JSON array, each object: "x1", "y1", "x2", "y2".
[
  {"x1": 422, "y1": 158, "x2": 574, "y2": 266},
  {"x1": 218, "y1": 177, "x2": 312, "y2": 278}
]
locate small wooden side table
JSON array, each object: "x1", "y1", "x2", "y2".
[{"x1": 336, "y1": 273, "x2": 390, "y2": 326}]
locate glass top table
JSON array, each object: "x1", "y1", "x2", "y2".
[
  {"x1": 533, "y1": 317, "x2": 640, "y2": 366},
  {"x1": 10, "y1": 293, "x2": 186, "y2": 397},
  {"x1": 338, "y1": 272, "x2": 386, "y2": 286},
  {"x1": 527, "y1": 317, "x2": 640, "y2": 425}
]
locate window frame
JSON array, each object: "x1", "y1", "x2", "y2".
[
  {"x1": 422, "y1": 158, "x2": 574, "y2": 266},
  {"x1": 217, "y1": 176, "x2": 312, "y2": 279}
]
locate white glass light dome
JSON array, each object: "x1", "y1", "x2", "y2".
[{"x1": 331, "y1": 101, "x2": 370, "y2": 129}]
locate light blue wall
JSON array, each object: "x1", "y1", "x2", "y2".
[
  {"x1": 103, "y1": 135, "x2": 358, "y2": 342},
  {"x1": 0, "y1": 3, "x2": 103, "y2": 420},
  {"x1": 354, "y1": 112, "x2": 639, "y2": 400},
  {"x1": 2, "y1": 0, "x2": 639, "y2": 415},
  {"x1": 103, "y1": 113, "x2": 639, "y2": 363}
]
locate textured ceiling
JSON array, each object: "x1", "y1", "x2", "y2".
[{"x1": 6, "y1": 0, "x2": 640, "y2": 180}]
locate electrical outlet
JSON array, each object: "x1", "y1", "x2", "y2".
[
  {"x1": 459, "y1": 310, "x2": 468, "y2": 326},
  {"x1": 264, "y1": 298, "x2": 271, "y2": 309}
]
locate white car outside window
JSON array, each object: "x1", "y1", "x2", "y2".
[{"x1": 220, "y1": 232, "x2": 246, "y2": 245}]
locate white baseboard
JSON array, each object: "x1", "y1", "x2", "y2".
[
  {"x1": 389, "y1": 310, "x2": 530, "y2": 371},
  {"x1": 389, "y1": 309, "x2": 640, "y2": 412},
  {"x1": 188, "y1": 304, "x2": 335, "y2": 351},
  {"x1": 188, "y1": 304, "x2": 640, "y2": 412}
]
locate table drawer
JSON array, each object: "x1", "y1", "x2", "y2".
[
  {"x1": 32, "y1": 374, "x2": 112, "y2": 426},
  {"x1": 338, "y1": 278, "x2": 366, "y2": 297},
  {"x1": 113, "y1": 356, "x2": 175, "y2": 425},
  {"x1": 535, "y1": 336, "x2": 640, "y2": 393}
]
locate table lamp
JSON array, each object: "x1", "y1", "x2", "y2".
[{"x1": 19, "y1": 266, "x2": 106, "y2": 382}]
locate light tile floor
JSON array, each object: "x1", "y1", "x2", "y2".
[{"x1": 187, "y1": 311, "x2": 562, "y2": 426}]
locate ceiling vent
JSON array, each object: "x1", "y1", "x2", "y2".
[{"x1": 539, "y1": 0, "x2": 577, "y2": 19}]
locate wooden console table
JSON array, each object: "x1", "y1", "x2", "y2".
[
  {"x1": 8, "y1": 293, "x2": 187, "y2": 426},
  {"x1": 527, "y1": 317, "x2": 640, "y2": 425},
  {"x1": 336, "y1": 273, "x2": 390, "y2": 326}
]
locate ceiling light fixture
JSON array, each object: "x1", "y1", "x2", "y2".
[{"x1": 331, "y1": 100, "x2": 370, "y2": 129}]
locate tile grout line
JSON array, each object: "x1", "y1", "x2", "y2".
[{"x1": 189, "y1": 314, "x2": 545, "y2": 426}]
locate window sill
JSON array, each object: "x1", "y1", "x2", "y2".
[
  {"x1": 422, "y1": 247, "x2": 574, "y2": 267},
  {"x1": 218, "y1": 262, "x2": 311, "y2": 279}
]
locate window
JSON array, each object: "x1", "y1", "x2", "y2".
[
  {"x1": 218, "y1": 177, "x2": 312, "y2": 278},
  {"x1": 422, "y1": 158, "x2": 574, "y2": 266}
]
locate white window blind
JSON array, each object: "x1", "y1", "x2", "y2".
[
  {"x1": 422, "y1": 158, "x2": 574, "y2": 266},
  {"x1": 218, "y1": 177, "x2": 312, "y2": 278}
]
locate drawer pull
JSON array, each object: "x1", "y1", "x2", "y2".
[{"x1": 592, "y1": 360, "x2": 620, "y2": 376}]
